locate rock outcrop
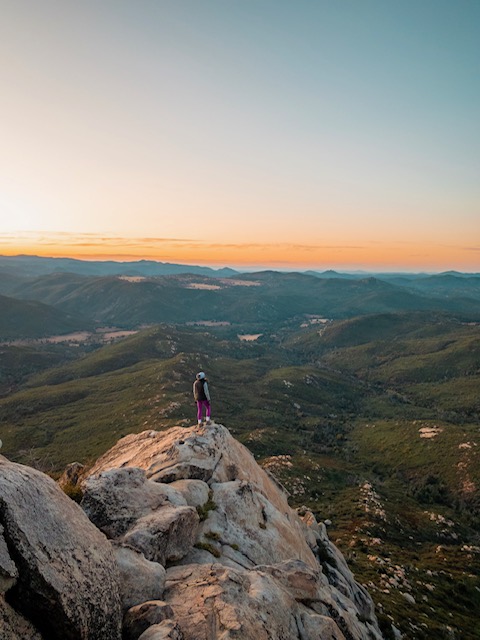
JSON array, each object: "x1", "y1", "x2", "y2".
[
  {"x1": 0, "y1": 456, "x2": 122, "y2": 640},
  {"x1": 0, "y1": 422, "x2": 383, "y2": 639},
  {"x1": 82, "y1": 466, "x2": 199, "y2": 566},
  {"x1": 0, "y1": 596, "x2": 43, "y2": 640},
  {"x1": 123, "y1": 601, "x2": 175, "y2": 640},
  {"x1": 83, "y1": 423, "x2": 383, "y2": 639},
  {"x1": 113, "y1": 544, "x2": 167, "y2": 611}
]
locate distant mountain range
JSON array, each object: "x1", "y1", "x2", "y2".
[
  {"x1": 305, "y1": 268, "x2": 480, "y2": 281},
  {"x1": 0, "y1": 255, "x2": 479, "y2": 338},
  {"x1": 0, "y1": 255, "x2": 237, "y2": 278},
  {"x1": 0, "y1": 271, "x2": 478, "y2": 332},
  {"x1": 0, "y1": 254, "x2": 478, "y2": 281}
]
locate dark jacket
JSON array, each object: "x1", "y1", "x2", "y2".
[{"x1": 193, "y1": 378, "x2": 210, "y2": 401}]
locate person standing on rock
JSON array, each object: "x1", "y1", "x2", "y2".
[{"x1": 193, "y1": 371, "x2": 212, "y2": 425}]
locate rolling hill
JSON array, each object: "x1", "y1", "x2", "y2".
[
  {"x1": 402, "y1": 274, "x2": 480, "y2": 301},
  {"x1": 0, "y1": 344, "x2": 79, "y2": 397},
  {"x1": 5, "y1": 270, "x2": 480, "y2": 328},
  {"x1": 0, "y1": 294, "x2": 92, "y2": 340}
]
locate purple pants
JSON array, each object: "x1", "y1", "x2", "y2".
[{"x1": 196, "y1": 400, "x2": 211, "y2": 421}]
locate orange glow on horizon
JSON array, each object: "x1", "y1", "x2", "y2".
[
  {"x1": 0, "y1": 232, "x2": 478, "y2": 272},
  {"x1": 1, "y1": 3, "x2": 478, "y2": 279}
]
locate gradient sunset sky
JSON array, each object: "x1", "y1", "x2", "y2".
[{"x1": 1, "y1": 0, "x2": 479, "y2": 271}]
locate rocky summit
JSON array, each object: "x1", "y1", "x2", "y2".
[{"x1": 0, "y1": 423, "x2": 383, "y2": 639}]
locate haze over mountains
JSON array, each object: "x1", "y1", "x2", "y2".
[
  {"x1": 0, "y1": 255, "x2": 479, "y2": 337},
  {"x1": 1, "y1": 254, "x2": 478, "y2": 280},
  {"x1": 0, "y1": 255, "x2": 238, "y2": 279}
]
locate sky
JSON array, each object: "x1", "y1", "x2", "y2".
[{"x1": 0, "y1": 0, "x2": 479, "y2": 271}]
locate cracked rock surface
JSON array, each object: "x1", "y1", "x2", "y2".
[
  {"x1": 84, "y1": 423, "x2": 383, "y2": 639},
  {"x1": 0, "y1": 456, "x2": 122, "y2": 640}
]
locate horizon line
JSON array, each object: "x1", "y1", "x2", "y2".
[{"x1": 0, "y1": 253, "x2": 478, "y2": 276}]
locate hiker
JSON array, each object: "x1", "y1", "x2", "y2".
[{"x1": 193, "y1": 371, "x2": 211, "y2": 425}]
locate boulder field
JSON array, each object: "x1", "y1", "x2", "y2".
[{"x1": 0, "y1": 422, "x2": 383, "y2": 639}]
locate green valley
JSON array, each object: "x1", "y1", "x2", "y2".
[{"x1": 0, "y1": 264, "x2": 479, "y2": 639}]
